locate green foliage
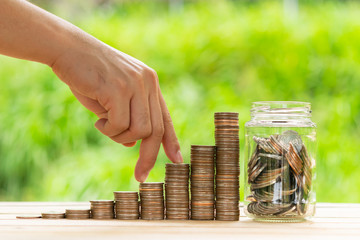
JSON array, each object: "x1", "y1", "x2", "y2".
[{"x1": 0, "y1": 0, "x2": 359, "y2": 202}]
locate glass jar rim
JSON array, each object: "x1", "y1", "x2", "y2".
[
  {"x1": 251, "y1": 101, "x2": 311, "y2": 118},
  {"x1": 252, "y1": 101, "x2": 310, "y2": 106}
]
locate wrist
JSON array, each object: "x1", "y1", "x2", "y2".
[{"x1": 48, "y1": 24, "x2": 106, "y2": 68}]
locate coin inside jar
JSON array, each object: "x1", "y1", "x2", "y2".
[{"x1": 246, "y1": 130, "x2": 313, "y2": 219}]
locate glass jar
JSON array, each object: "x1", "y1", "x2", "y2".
[{"x1": 244, "y1": 101, "x2": 316, "y2": 222}]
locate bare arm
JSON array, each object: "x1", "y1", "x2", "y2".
[
  {"x1": 0, "y1": 0, "x2": 183, "y2": 182},
  {"x1": 0, "y1": 0, "x2": 81, "y2": 65}
]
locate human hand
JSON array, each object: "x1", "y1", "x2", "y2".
[
  {"x1": 0, "y1": 0, "x2": 183, "y2": 182},
  {"x1": 51, "y1": 38, "x2": 183, "y2": 182}
]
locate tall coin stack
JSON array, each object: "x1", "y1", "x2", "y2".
[
  {"x1": 190, "y1": 145, "x2": 216, "y2": 220},
  {"x1": 214, "y1": 112, "x2": 240, "y2": 221},
  {"x1": 165, "y1": 163, "x2": 190, "y2": 220},
  {"x1": 90, "y1": 200, "x2": 114, "y2": 219},
  {"x1": 139, "y1": 182, "x2": 164, "y2": 220},
  {"x1": 114, "y1": 191, "x2": 139, "y2": 220}
]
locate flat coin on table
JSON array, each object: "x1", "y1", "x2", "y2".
[{"x1": 16, "y1": 215, "x2": 42, "y2": 219}]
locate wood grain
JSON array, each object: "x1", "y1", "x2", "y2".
[{"x1": 0, "y1": 202, "x2": 359, "y2": 240}]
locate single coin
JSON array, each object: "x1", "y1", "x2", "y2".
[
  {"x1": 16, "y1": 215, "x2": 42, "y2": 219},
  {"x1": 90, "y1": 200, "x2": 114, "y2": 203}
]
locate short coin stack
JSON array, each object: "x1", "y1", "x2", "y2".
[
  {"x1": 41, "y1": 212, "x2": 65, "y2": 219},
  {"x1": 190, "y1": 145, "x2": 216, "y2": 220},
  {"x1": 214, "y1": 112, "x2": 240, "y2": 221},
  {"x1": 139, "y1": 182, "x2": 164, "y2": 220},
  {"x1": 90, "y1": 200, "x2": 114, "y2": 219},
  {"x1": 114, "y1": 191, "x2": 139, "y2": 220},
  {"x1": 165, "y1": 163, "x2": 190, "y2": 220},
  {"x1": 65, "y1": 209, "x2": 91, "y2": 219}
]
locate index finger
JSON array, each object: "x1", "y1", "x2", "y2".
[
  {"x1": 134, "y1": 91, "x2": 164, "y2": 182},
  {"x1": 159, "y1": 90, "x2": 183, "y2": 164}
]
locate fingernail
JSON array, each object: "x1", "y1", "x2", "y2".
[{"x1": 174, "y1": 150, "x2": 183, "y2": 163}]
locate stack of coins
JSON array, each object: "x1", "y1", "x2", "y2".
[
  {"x1": 65, "y1": 209, "x2": 91, "y2": 219},
  {"x1": 214, "y1": 112, "x2": 240, "y2": 221},
  {"x1": 165, "y1": 163, "x2": 190, "y2": 220},
  {"x1": 139, "y1": 182, "x2": 164, "y2": 220},
  {"x1": 41, "y1": 212, "x2": 65, "y2": 219},
  {"x1": 114, "y1": 191, "x2": 139, "y2": 220},
  {"x1": 90, "y1": 200, "x2": 114, "y2": 219},
  {"x1": 190, "y1": 145, "x2": 216, "y2": 220}
]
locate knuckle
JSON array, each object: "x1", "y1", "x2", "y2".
[
  {"x1": 148, "y1": 68, "x2": 158, "y2": 79},
  {"x1": 142, "y1": 124, "x2": 153, "y2": 138},
  {"x1": 139, "y1": 111, "x2": 151, "y2": 125},
  {"x1": 144, "y1": 68, "x2": 159, "y2": 87},
  {"x1": 128, "y1": 69, "x2": 143, "y2": 81},
  {"x1": 135, "y1": 112, "x2": 152, "y2": 138},
  {"x1": 117, "y1": 78, "x2": 129, "y2": 90},
  {"x1": 112, "y1": 121, "x2": 129, "y2": 134},
  {"x1": 133, "y1": 123, "x2": 152, "y2": 139},
  {"x1": 152, "y1": 124, "x2": 165, "y2": 139}
]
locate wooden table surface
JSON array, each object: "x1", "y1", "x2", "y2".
[{"x1": 0, "y1": 202, "x2": 359, "y2": 240}]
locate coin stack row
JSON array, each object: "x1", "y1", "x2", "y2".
[
  {"x1": 190, "y1": 145, "x2": 216, "y2": 220},
  {"x1": 31, "y1": 112, "x2": 241, "y2": 222},
  {"x1": 214, "y1": 112, "x2": 240, "y2": 221},
  {"x1": 165, "y1": 163, "x2": 190, "y2": 220}
]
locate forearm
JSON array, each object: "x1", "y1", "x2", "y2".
[{"x1": 0, "y1": 0, "x2": 96, "y2": 66}]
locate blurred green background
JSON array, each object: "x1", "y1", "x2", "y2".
[{"x1": 0, "y1": 0, "x2": 359, "y2": 202}]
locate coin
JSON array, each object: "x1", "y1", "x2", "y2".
[
  {"x1": 114, "y1": 191, "x2": 139, "y2": 220},
  {"x1": 191, "y1": 145, "x2": 216, "y2": 220},
  {"x1": 65, "y1": 209, "x2": 91, "y2": 220},
  {"x1": 165, "y1": 163, "x2": 189, "y2": 220},
  {"x1": 246, "y1": 130, "x2": 312, "y2": 218},
  {"x1": 139, "y1": 182, "x2": 164, "y2": 220},
  {"x1": 214, "y1": 112, "x2": 240, "y2": 221},
  {"x1": 16, "y1": 215, "x2": 42, "y2": 219},
  {"x1": 66, "y1": 209, "x2": 91, "y2": 214},
  {"x1": 285, "y1": 143, "x2": 303, "y2": 175},
  {"x1": 90, "y1": 200, "x2": 114, "y2": 220},
  {"x1": 41, "y1": 212, "x2": 65, "y2": 219},
  {"x1": 66, "y1": 214, "x2": 91, "y2": 220}
]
